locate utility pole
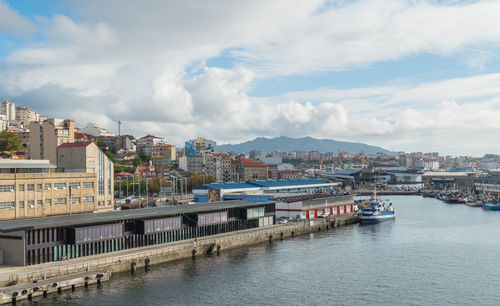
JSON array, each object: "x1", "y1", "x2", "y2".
[
  {"x1": 159, "y1": 177, "x2": 162, "y2": 206},
  {"x1": 146, "y1": 178, "x2": 149, "y2": 207}
]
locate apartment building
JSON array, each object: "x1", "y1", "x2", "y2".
[
  {"x1": 0, "y1": 160, "x2": 111, "y2": 220},
  {"x1": 205, "y1": 153, "x2": 233, "y2": 183},
  {"x1": 29, "y1": 118, "x2": 75, "y2": 164},
  {"x1": 136, "y1": 135, "x2": 165, "y2": 156},
  {"x1": 57, "y1": 142, "x2": 114, "y2": 207},
  {"x1": 185, "y1": 137, "x2": 216, "y2": 156},
  {"x1": 178, "y1": 155, "x2": 205, "y2": 174},
  {"x1": 232, "y1": 158, "x2": 268, "y2": 182},
  {"x1": 151, "y1": 143, "x2": 176, "y2": 173},
  {"x1": 15, "y1": 106, "x2": 40, "y2": 125},
  {"x1": 0, "y1": 100, "x2": 16, "y2": 122}
]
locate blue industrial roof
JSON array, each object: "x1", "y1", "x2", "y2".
[
  {"x1": 193, "y1": 179, "x2": 332, "y2": 190},
  {"x1": 193, "y1": 182, "x2": 259, "y2": 190},
  {"x1": 338, "y1": 169, "x2": 360, "y2": 175},
  {"x1": 249, "y1": 179, "x2": 329, "y2": 187},
  {"x1": 389, "y1": 172, "x2": 422, "y2": 177}
]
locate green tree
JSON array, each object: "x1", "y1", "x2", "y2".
[
  {"x1": 133, "y1": 156, "x2": 143, "y2": 167},
  {"x1": 104, "y1": 151, "x2": 117, "y2": 163},
  {"x1": 0, "y1": 131, "x2": 24, "y2": 152}
]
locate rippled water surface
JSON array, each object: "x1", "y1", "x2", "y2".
[{"x1": 22, "y1": 196, "x2": 500, "y2": 305}]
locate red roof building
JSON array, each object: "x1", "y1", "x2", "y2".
[{"x1": 232, "y1": 158, "x2": 268, "y2": 181}]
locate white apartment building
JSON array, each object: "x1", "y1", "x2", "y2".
[{"x1": 0, "y1": 100, "x2": 16, "y2": 122}]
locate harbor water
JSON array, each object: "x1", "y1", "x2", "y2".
[{"x1": 21, "y1": 196, "x2": 500, "y2": 305}]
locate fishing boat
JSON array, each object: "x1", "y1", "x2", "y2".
[
  {"x1": 483, "y1": 197, "x2": 500, "y2": 210},
  {"x1": 465, "y1": 200, "x2": 483, "y2": 207},
  {"x1": 357, "y1": 190, "x2": 395, "y2": 224}
]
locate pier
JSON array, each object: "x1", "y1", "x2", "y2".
[
  {"x1": 0, "y1": 271, "x2": 110, "y2": 304},
  {"x1": 354, "y1": 189, "x2": 421, "y2": 196}
]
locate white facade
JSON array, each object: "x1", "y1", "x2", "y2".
[
  {"x1": 15, "y1": 106, "x2": 40, "y2": 125},
  {"x1": 475, "y1": 179, "x2": 500, "y2": 194},
  {"x1": 79, "y1": 122, "x2": 115, "y2": 137},
  {"x1": 136, "y1": 135, "x2": 166, "y2": 156},
  {"x1": 0, "y1": 100, "x2": 15, "y2": 122},
  {"x1": 275, "y1": 195, "x2": 354, "y2": 220},
  {"x1": 0, "y1": 114, "x2": 8, "y2": 131}
]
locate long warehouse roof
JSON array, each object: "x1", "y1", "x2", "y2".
[{"x1": 0, "y1": 200, "x2": 274, "y2": 232}]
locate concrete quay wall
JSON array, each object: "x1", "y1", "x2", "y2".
[{"x1": 1, "y1": 215, "x2": 357, "y2": 287}]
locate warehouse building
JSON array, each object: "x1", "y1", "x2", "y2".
[
  {"x1": 422, "y1": 172, "x2": 475, "y2": 191},
  {"x1": 0, "y1": 200, "x2": 275, "y2": 266},
  {"x1": 275, "y1": 194, "x2": 354, "y2": 220},
  {"x1": 193, "y1": 179, "x2": 340, "y2": 202}
]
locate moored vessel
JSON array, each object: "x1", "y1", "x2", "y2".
[
  {"x1": 357, "y1": 192, "x2": 395, "y2": 224},
  {"x1": 483, "y1": 198, "x2": 500, "y2": 210}
]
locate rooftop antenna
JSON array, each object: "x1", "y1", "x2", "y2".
[{"x1": 112, "y1": 119, "x2": 122, "y2": 136}]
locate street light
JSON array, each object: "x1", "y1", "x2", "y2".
[
  {"x1": 146, "y1": 178, "x2": 149, "y2": 207},
  {"x1": 69, "y1": 185, "x2": 72, "y2": 216}
]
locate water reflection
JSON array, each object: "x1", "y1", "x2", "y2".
[{"x1": 23, "y1": 196, "x2": 500, "y2": 306}]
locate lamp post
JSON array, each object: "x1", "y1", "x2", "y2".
[
  {"x1": 132, "y1": 175, "x2": 135, "y2": 197},
  {"x1": 159, "y1": 177, "x2": 162, "y2": 206},
  {"x1": 171, "y1": 175, "x2": 177, "y2": 205},
  {"x1": 69, "y1": 185, "x2": 72, "y2": 216},
  {"x1": 119, "y1": 173, "x2": 122, "y2": 199}
]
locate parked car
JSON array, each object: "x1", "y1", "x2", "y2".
[{"x1": 279, "y1": 219, "x2": 288, "y2": 224}]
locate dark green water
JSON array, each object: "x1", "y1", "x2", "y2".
[{"x1": 22, "y1": 196, "x2": 500, "y2": 305}]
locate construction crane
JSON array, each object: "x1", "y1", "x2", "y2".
[{"x1": 112, "y1": 119, "x2": 122, "y2": 136}]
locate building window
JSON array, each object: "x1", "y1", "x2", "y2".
[
  {"x1": 45, "y1": 183, "x2": 51, "y2": 190},
  {"x1": 69, "y1": 182, "x2": 81, "y2": 189},
  {"x1": 54, "y1": 183, "x2": 66, "y2": 190},
  {"x1": 19, "y1": 184, "x2": 24, "y2": 192},
  {"x1": 108, "y1": 200, "x2": 111, "y2": 206},
  {"x1": 98, "y1": 201, "x2": 104, "y2": 206},
  {"x1": 83, "y1": 182, "x2": 94, "y2": 189},
  {"x1": 54, "y1": 198, "x2": 66, "y2": 205},
  {"x1": 0, "y1": 202, "x2": 15, "y2": 210},
  {"x1": 27, "y1": 184, "x2": 34, "y2": 191},
  {"x1": 70, "y1": 197, "x2": 80, "y2": 204},
  {"x1": 37, "y1": 200, "x2": 42, "y2": 207},
  {"x1": 83, "y1": 196, "x2": 94, "y2": 203},
  {"x1": 0, "y1": 185, "x2": 15, "y2": 192},
  {"x1": 18, "y1": 201, "x2": 24, "y2": 208},
  {"x1": 37, "y1": 184, "x2": 42, "y2": 191},
  {"x1": 28, "y1": 200, "x2": 34, "y2": 208},
  {"x1": 45, "y1": 199, "x2": 51, "y2": 205}
]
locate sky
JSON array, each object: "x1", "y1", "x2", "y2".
[{"x1": 1, "y1": 0, "x2": 500, "y2": 156}]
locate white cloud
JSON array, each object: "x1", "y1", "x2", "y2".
[
  {"x1": 2, "y1": 0, "x2": 500, "y2": 155},
  {"x1": 0, "y1": 1, "x2": 33, "y2": 36}
]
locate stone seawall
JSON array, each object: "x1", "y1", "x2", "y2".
[{"x1": 0, "y1": 215, "x2": 358, "y2": 287}]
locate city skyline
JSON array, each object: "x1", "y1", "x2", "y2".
[{"x1": 1, "y1": 1, "x2": 500, "y2": 155}]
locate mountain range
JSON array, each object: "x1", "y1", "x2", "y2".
[{"x1": 217, "y1": 136, "x2": 392, "y2": 155}]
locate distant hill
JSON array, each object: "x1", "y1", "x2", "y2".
[{"x1": 217, "y1": 136, "x2": 393, "y2": 154}]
